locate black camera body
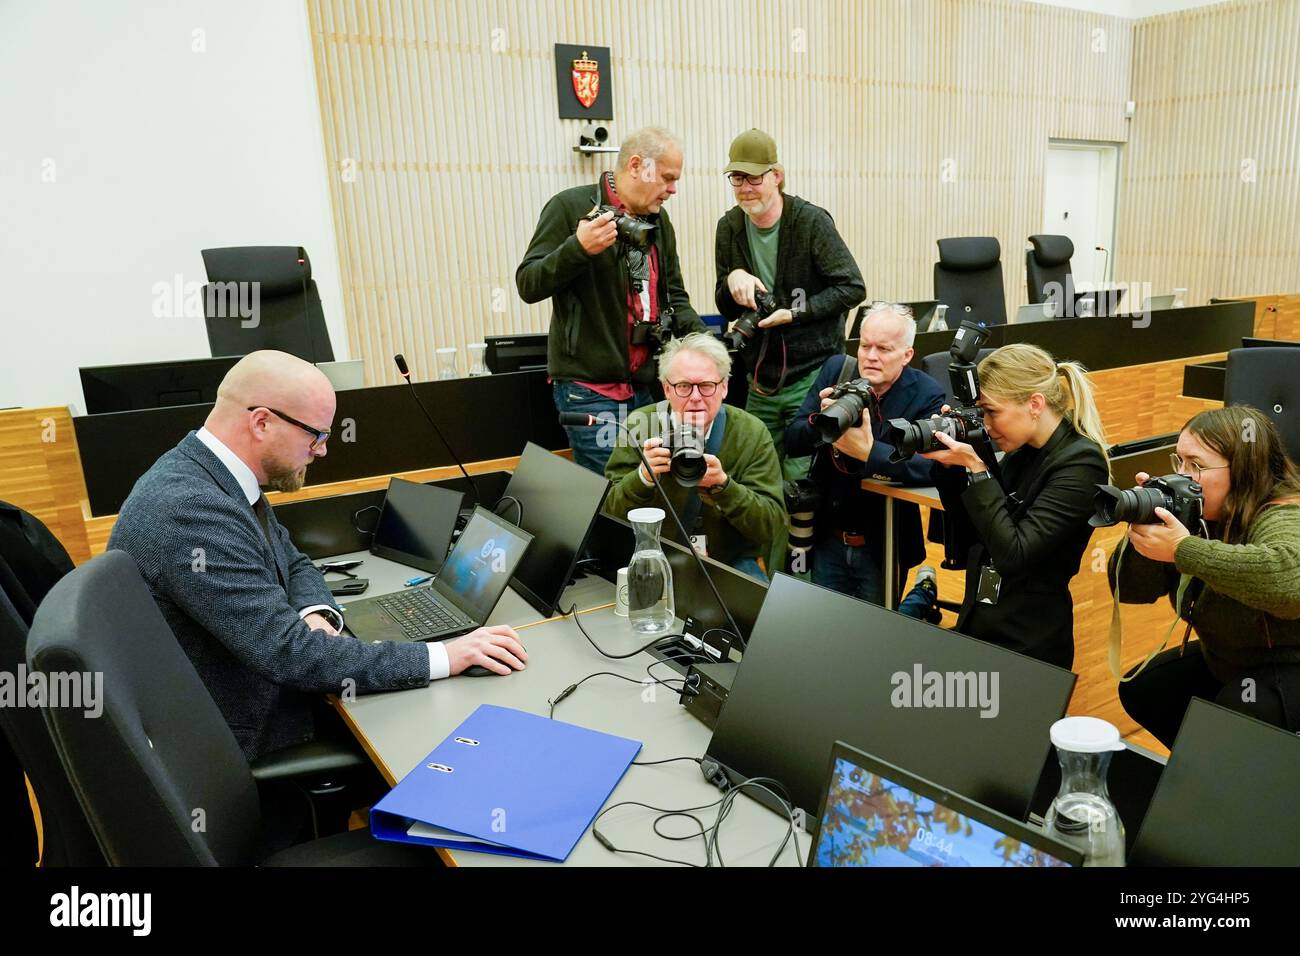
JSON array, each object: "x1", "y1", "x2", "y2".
[
  {"x1": 630, "y1": 319, "x2": 670, "y2": 349},
  {"x1": 813, "y1": 379, "x2": 881, "y2": 444},
  {"x1": 1089, "y1": 473, "x2": 1204, "y2": 528},
  {"x1": 585, "y1": 204, "x2": 656, "y2": 249},
  {"x1": 727, "y1": 289, "x2": 779, "y2": 350},
  {"x1": 664, "y1": 425, "x2": 706, "y2": 487},
  {"x1": 881, "y1": 319, "x2": 991, "y2": 462}
]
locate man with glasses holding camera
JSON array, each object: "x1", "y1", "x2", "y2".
[
  {"x1": 603, "y1": 333, "x2": 785, "y2": 582},
  {"x1": 715, "y1": 128, "x2": 865, "y2": 482},
  {"x1": 785, "y1": 304, "x2": 946, "y2": 608},
  {"x1": 518, "y1": 126, "x2": 706, "y2": 474},
  {"x1": 109, "y1": 351, "x2": 527, "y2": 763}
]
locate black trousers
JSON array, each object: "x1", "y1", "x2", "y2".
[{"x1": 1119, "y1": 640, "x2": 1300, "y2": 749}]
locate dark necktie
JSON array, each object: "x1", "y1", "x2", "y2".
[{"x1": 253, "y1": 495, "x2": 287, "y2": 589}]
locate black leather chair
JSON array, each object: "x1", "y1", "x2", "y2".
[
  {"x1": 27, "y1": 551, "x2": 435, "y2": 866},
  {"x1": 1224, "y1": 347, "x2": 1300, "y2": 460},
  {"x1": 933, "y1": 237, "x2": 1007, "y2": 327},
  {"x1": 0, "y1": 501, "x2": 103, "y2": 867},
  {"x1": 1026, "y1": 234, "x2": 1075, "y2": 307},
  {"x1": 201, "y1": 246, "x2": 334, "y2": 363}
]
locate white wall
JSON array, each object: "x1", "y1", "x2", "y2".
[
  {"x1": 0, "y1": 0, "x2": 346, "y2": 412},
  {"x1": 1027, "y1": 0, "x2": 1229, "y2": 16}
]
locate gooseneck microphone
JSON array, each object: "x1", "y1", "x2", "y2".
[
  {"x1": 561, "y1": 411, "x2": 744, "y2": 651},
  {"x1": 395, "y1": 354, "x2": 480, "y2": 506}
]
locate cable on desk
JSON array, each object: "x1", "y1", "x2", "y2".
[
  {"x1": 546, "y1": 671, "x2": 644, "y2": 719},
  {"x1": 492, "y1": 495, "x2": 522, "y2": 524}
]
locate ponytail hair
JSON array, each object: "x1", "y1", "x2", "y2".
[{"x1": 977, "y1": 343, "x2": 1110, "y2": 477}]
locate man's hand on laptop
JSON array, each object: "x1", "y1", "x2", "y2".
[
  {"x1": 447, "y1": 625, "x2": 528, "y2": 676},
  {"x1": 303, "y1": 611, "x2": 340, "y2": 636}
]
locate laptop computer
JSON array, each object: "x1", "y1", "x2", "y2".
[
  {"x1": 1130, "y1": 699, "x2": 1300, "y2": 866},
  {"x1": 317, "y1": 359, "x2": 365, "y2": 390},
  {"x1": 811, "y1": 741, "x2": 1082, "y2": 867},
  {"x1": 369, "y1": 477, "x2": 464, "y2": 575},
  {"x1": 342, "y1": 507, "x2": 533, "y2": 643},
  {"x1": 1142, "y1": 294, "x2": 1177, "y2": 311},
  {"x1": 1012, "y1": 303, "x2": 1058, "y2": 324}
]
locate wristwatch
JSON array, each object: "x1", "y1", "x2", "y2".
[
  {"x1": 701, "y1": 477, "x2": 731, "y2": 497},
  {"x1": 967, "y1": 468, "x2": 992, "y2": 485}
]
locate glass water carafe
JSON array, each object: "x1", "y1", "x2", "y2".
[
  {"x1": 626, "y1": 507, "x2": 674, "y2": 634},
  {"x1": 1043, "y1": 716, "x2": 1126, "y2": 867}
]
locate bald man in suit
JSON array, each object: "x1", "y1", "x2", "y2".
[{"x1": 109, "y1": 351, "x2": 527, "y2": 761}]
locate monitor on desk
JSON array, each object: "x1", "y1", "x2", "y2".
[
  {"x1": 485, "y1": 334, "x2": 548, "y2": 374},
  {"x1": 79, "y1": 356, "x2": 240, "y2": 414},
  {"x1": 500, "y1": 443, "x2": 610, "y2": 616},
  {"x1": 1130, "y1": 699, "x2": 1300, "y2": 866},
  {"x1": 705, "y1": 574, "x2": 1076, "y2": 825},
  {"x1": 369, "y1": 477, "x2": 464, "y2": 574}
]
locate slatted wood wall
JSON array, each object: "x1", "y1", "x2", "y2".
[
  {"x1": 305, "y1": 0, "x2": 1134, "y2": 385},
  {"x1": 1115, "y1": 0, "x2": 1300, "y2": 306}
]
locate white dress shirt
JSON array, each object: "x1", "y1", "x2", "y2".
[{"x1": 195, "y1": 428, "x2": 448, "y2": 679}]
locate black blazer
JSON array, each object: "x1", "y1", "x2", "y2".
[{"x1": 935, "y1": 420, "x2": 1108, "y2": 669}]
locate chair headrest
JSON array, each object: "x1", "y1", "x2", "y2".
[
  {"x1": 201, "y1": 246, "x2": 311, "y2": 297},
  {"x1": 937, "y1": 237, "x2": 1001, "y2": 272},
  {"x1": 1028, "y1": 234, "x2": 1075, "y2": 267}
]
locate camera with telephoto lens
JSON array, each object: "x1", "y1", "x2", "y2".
[
  {"x1": 663, "y1": 425, "x2": 706, "y2": 487},
  {"x1": 1089, "y1": 474, "x2": 1203, "y2": 528},
  {"x1": 882, "y1": 319, "x2": 991, "y2": 463},
  {"x1": 727, "y1": 289, "x2": 779, "y2": 350},
  {"x1": 812, "y1": 379, "x2": 882, "y2": 444},
  {"x1": 585, "y1": 204, "x2": 656, "y2": 249}
]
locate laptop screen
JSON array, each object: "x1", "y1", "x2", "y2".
[
  {"x1": 371, "y1": 478, "x2": 464, "y2": 574},
  {"x1": 432, "y1": 507, "x2": 532, "y2": 623},
  {"x1": 813, "y1": 743, "x2": 1080, "y2": 868}
]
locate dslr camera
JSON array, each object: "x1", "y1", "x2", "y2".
[
  {"x1": 813, "y1": 379, "x2": 881, "y2": 444},
  {"x1": 1089, "y1": 474, "x2": 1203, "y2": 528},
  {"x1": 882, "y1": 319, "x2": 991, "y2": 463},
  {"x1": 585, "y1": 204, "x2": 656, "y2": 250},
  {"x1": 727, "y1": 289, "x2": 779, "y2": 350},
  {"x1": 663, "y1": 424, "x2": 706, "y2": 487}
]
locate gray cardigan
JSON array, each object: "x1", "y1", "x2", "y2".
[{"x1": 108, "y1": 432, "x2": 430, "y2": 761}]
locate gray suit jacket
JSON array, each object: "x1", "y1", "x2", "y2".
[{"x1": 108, "y1": 432, "x2": 429, "y2": 761}]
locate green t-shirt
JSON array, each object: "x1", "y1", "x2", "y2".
[{"x1": 744, "y1": 216, "x2": 780, "y2": 294}]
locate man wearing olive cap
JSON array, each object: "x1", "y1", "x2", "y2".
[{"x1": 714, "y1": 128, "x2": 865, "y2": 481}]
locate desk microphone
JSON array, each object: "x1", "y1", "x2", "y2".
[
  {"x1": 560, "y1": 411, "x2": 743, "y2": 651},
  {"x1": 394, "y1": 353, "x2": 480, "y2": 507},
  {"x1": 1095, "y1": 245, "x2": 1110, "y2": 284}
]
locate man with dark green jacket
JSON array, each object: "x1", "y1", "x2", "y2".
[
  {"x1": 517, "y1": 126, "x2": 705, "y2": 474},
  {"x1": 715, "y1": 129, "x2": 865, "y2": 481},
  {"x1": 604, "y1": 333, "x2": 785, "y2": 582}
]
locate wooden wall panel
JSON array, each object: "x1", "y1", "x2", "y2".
[
  {"x1": 1116, "y1": 0, "x2": 1300, "y2": 307},
  {"x1": 305, "y1": 0, "x2": 1134, "y2": 385},
  {"x1": 0, "y1": 408, "x2": 91, "y2": 565}
]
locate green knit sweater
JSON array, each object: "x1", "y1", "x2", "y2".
[
  {"x1": 1110, "y1": 503, "x2": 1300, "y2": 681},
  {"x1": 603, "y1": 403, "x2": 786, "y2": 567}
]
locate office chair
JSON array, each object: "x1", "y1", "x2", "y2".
[
  {"x1": 27, "y1": 550, "x2": 435, "y2": 865},
  {"x1": 933, "y1": 237, "x2": 1007, "y2": 327},
  {"x1": 1025, "y1": 234, "x2": 1076, "y2": 307},
  {"x1": 1223, "y1": 347, "x2": 1300, "y2": 460},
  {"x1": 201, "y1": 246, "x2": 334, "y2": 363}
]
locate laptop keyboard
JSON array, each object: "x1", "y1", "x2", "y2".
[{"x1": 374, "y1": 589, "x2": 469, "y2": 640}]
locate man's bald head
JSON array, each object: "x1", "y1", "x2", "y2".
[{"x1": 205, "y1": 350, "x2": 337, "y2": 492}]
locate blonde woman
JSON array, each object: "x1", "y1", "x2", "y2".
[{"x1": 921, "y1": 343, "x2": 1110, "y2": 669}]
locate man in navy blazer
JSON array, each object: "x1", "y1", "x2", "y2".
[
  {"x1": 785, "y1": 303, "x2": 946, "y2": 604},
  {"x1": 109, "y1": 351, "x2": 527, "y2": 762}
]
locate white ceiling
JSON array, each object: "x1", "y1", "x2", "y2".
[{"x1": 1025, "y1": 0, "x2": 1231, "y2": 18}]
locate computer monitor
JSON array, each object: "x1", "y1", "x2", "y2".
[
  {"x1": 1130, "y1": 699, "x2": 1300, "y2": 866},
  {"x1": 317, "y1": 359, "x2": 365, "y2": 390},
  {"x1": 1011, "y1": 303, "x2": 1058, "y2": 325},
  {"x1": 485, "y1": 334, "x2": 548, "y2": 374},
  {"x1": 705, "y1": 574, "x2": 1076, "y2": 823},
  {"x1": 849, "y1": 301, "x2": 938, "y2": 339},
  {"x1": 79, "y1": 357, "x2": 240, "y2": 414},
  {"x1": 499, "y1": 443, "x2": 610, "y2": 616},
  {"x1": 1142, "y1": 294, "x2": 1177, "y2": 311},
  {"x1": 369, "y1": 478, "x2": 465, "y2": 574},
  {"x1": 811, "y1": 741, "x2": 1082, "y2": 867}
]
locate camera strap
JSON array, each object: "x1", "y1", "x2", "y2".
[{"x1": 1107, "y1": 534, "x2": 1196, "y2": 681}]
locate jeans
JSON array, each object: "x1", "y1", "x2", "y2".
[
  {"x1": 730, "y1": 555, "x2": 768, "y2": 584},
  {"x1": 552, "y1": 382, "x2": 656, "y2": 475},
  {"x1": 811, "y1": 535, "x2": 934, "y2": 619},
  {"x1": 745, "y1": 366, "x2": 821, "y2": 482}
]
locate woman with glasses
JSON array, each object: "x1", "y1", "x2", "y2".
[{"x1": 1109, "y1": 406, "x2": 1300, "y2": 746}]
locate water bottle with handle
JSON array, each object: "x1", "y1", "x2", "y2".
[
  {"x1": 626, "y1": 507, "x2": 675, "y2": 634},
  {"x1": 1043, "y1": 716, "x2": 1126, "y2": 866}
]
